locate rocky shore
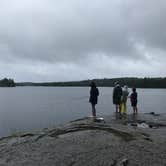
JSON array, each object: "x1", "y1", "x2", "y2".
[{"x1": 0, "y1": 113, "x2": 166, "y2": 166}]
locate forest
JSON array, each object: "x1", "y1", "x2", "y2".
[
  {"x1": 0, "y1": 78, "x2": 15, "y2": 87},
  {"x1": 16, "y1": 77, "x2": 166, "y2": 88}
]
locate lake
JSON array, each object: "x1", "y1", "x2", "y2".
[{"x1": 0, "y1": 87, "x2": 166, "y2": 137}]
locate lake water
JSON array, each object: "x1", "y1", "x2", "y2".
[{"x1": 0, "y1": 87, "x2": 166, "y2": 137}]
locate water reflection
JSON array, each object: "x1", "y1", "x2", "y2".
[{"x1": 115, "y1": 112, "x2": 127, "y2": 120}]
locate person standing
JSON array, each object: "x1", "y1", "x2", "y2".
[
  {"x1": 89, "y1": 81, "x2": 99, "y2": 117},
  {"x1": 121, "y1": 85, "x2": 129, "y2": 114},
  {"x1": 113, "y1": 82, "x2": 122, "y2": 113},
  {"x1": 130, "y1": 87, "x2": 138, "y2": 114}
]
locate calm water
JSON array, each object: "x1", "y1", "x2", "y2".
[{"x1": 0, "y1": 87, "x2": 166, "y2": 137}]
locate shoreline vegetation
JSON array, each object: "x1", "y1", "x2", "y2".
[
  {"x1": 1, "y1": 77, "x2": 166, "y2": 88},
  {"x1": 0, "y1": 78, "x2": 15, "y2": 87},
  {"x1": 17, "y1": 77, "x2": 166, "y2": 88}
]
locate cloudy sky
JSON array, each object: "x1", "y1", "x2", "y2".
[{"x1": 0, "y1": 0, "x2": 166, "y2": 82}]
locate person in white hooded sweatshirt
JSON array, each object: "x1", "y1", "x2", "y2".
[{"x1": 121, "y1": 85, "x2": 129, "y2": 114}]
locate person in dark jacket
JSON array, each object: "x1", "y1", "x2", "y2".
[
  {"x1": 89, "y1": 81, "x2": 99, "y2": 117},
  {"x1": 113, "y1": 82, "x2": 122, "y2": 113},
  {"x1": 130, "y1": 87, "x2": 138, "y2": 114}
]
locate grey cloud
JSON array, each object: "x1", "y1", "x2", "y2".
[
  {"x1": 0, "y1": 0, "x2": 166, "y2": 81},
  {"x1": 124, "y1": 0, "x2": 166, "y2": 50},
  {"x1": 0, "y1": 0, "x2": 138, "y2": 62}
]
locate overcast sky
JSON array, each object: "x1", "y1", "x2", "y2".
[{"x1": 0, "y1": 0, "x2": 166, "y2": 82}]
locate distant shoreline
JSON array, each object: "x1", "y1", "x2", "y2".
[
  {"x1": 1, "y1": 77, "x2": 166, "y2": 88},
  {"x1": 15, "y1": 77, "x2": 166, "y2": 88}
]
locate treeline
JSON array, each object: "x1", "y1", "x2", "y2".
[
  {"x1": 16, "y1": 77, "x2": 166, "y2": 88},
  {"x1": 0, "y1": 78, "x2": 15, "y2": 87}
]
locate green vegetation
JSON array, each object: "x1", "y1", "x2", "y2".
[
  {"x1": 0, "y1": 78, "x2": 15, "y2": 87},
  {"x1": 16, "y1": 77, "x2": 166, "y2": 88}
]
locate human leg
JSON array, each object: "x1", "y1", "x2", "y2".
[
  {"x1": 115, "y1": 105, "x2": 119, "y2": 113},
  {"x1": 92, "y1": 104, "x2": 96, "y2": 117},
  {"x1": 132, "y1": 106, "x2": 135, "y2": 114},
  {"x1": 119, "y1": 104, "x2": 122, "y2": 114},
  {"x1": 123, "y1": 102, "x2": 127, "y2": 114},
  {"x1": 135, "y1": 106, "x2": 138, "y2": 114}
]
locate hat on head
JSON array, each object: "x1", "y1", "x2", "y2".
[{"x1": 123, "y1": 85, "x2": 128, "y2": 91}]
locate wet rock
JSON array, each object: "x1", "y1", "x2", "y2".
[
  {"x1": 113, "y1": 158, "x2": 129, "y2": 166},
  {"x1": 150, "y1": 112, "x2": 155, "y2": 115},
  {"x1": 130, "y1": 123, "x2": 137, "y2": 127},
  {"x1": 121, "y1": 158, "x2": 129, "y2": 166},
  {"x1": 20, "y1": 133, "x2": 35, "y2": 137},
  {"x1": 147, "y1": 112, "x2": 160, "y2": 116},
  {"x1": 0, "y1": 113, "x2": 166, "y2": 166}
]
